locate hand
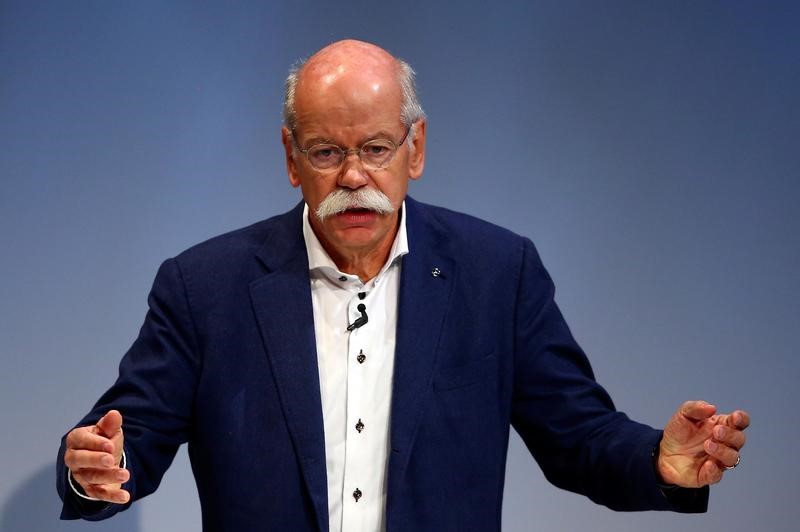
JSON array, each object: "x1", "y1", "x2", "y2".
[
  {"x1": 64, "y1": 410, "x2": 130, "y2": 504},
  {"x1": 657, "y1": 400, "x2": 750, "y2": 488}
]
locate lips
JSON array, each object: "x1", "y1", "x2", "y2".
[{"x1": 336, "y1": 208, "x2": 378, "y2": 224}]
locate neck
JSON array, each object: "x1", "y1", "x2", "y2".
[{"x1": 327, "y1": 244, "x2": 393, "y2": 281}]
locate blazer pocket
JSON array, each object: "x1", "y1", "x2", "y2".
[{"x1": 433, "y1": 354, "x2": 496, "y2": 391}]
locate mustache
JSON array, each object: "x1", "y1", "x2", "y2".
[{"x1": 315, "y1": 188, "x2": 395, "y2": 221}]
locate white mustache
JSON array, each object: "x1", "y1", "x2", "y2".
[{"x1": 315, "y1": 188, "x2": 395, "y2": 221}]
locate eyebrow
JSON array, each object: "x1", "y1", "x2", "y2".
[
  {"x1": 298, "y1": 130, "x2": 400, "y2": 147},
  {"x1": 300, "y1": 136, "x2": 337, "y2": 146}
]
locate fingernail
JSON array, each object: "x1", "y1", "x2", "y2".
[
  {"x1": 714, "y1": 426, "x2": 726, "y2": 439},
  {"x1": 117, "y1": 470, "x2": 128, "y2": 482},
  {"x1": 101, "y1": 455, "x2": 114, "y2": 467},
  {"x1": 706, "y1": 440, "x2": 718, "y2": 452},
  {"x1": 103, "y1": 443, "x2": 114, "y2": 453}
]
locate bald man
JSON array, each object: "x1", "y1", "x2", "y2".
[{"x1": 59, "y1": 40, "x2": 749, "y2": 532}]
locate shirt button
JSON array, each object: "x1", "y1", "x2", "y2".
[
  {"x1": 355, "y1": 419, "x2": 364, "y2": 433},
  {"x1": 338, "y1": 275, "x2": 347, "y2": 282},
  {"x1": 353, "y1": 488, "x2": 362, "y2": 502},
  {"x1": 357, "y1": 350, "x2": 366, "y2": 364}
]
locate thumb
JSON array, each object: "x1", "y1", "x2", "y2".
[
  {"x1": 680, "y1": 400, "x2": 717, "y2": 422},
  {"x1": 96, "y1": 410, "x2": 123, "y2": 438}
]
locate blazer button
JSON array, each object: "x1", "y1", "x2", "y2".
[
  {"x1": 353, "y1": 488, "x2": 362, "y2": 502},
  {"x1": 355, "y1": 419, "x2": 364, "y2": 433}
]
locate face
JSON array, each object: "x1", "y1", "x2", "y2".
[{"x1": 281, "y1": 62, "x2": 426, "y2": 262}]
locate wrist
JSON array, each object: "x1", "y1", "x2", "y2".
[{"x1": 652, "y1": 441, "x2": 679, "y2": 488}]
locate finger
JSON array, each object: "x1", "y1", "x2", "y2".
[
  {"x1": 713, "y1": 425, "x2": 746, "y2": 450},
  {"x1": 96, "y1": 410, "x2": 123, "y2": 439},
  {"x1": 66, "y1": 428, "x2": 114, "y2": 454},
  {"x1": 73, "y1": 467, "x2": 130, "y2": 486},
  {"x1": 704, "y1": 438, "x2": 740, "y2": 468},
  {"x1": 680, "y1": 400, "x2": 717, "y2": 422},
  {"x1": 699, "y1": 459, "x2": 724, "y2": 486},
  {"x1": 84, "y1": 484, "x2": 131, "y2": 505},
  {"x1": 725, "y1": 410, "x2": 750, "y2": 430},
  {"x1": 64, "y1": 449, "x2": 118, "y2": 470}
]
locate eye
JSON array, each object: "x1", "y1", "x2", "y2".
[
  {"x1": 306, "y1": 144, "x2": 343, "y2": 169},
  {"x1": 310, "y1": 146, "x2": 336, "y2": 159},
  {"x1": 365, "y1": 144, "x2": 389, "y2": 155},
  {"x1": 359, "y1": 140, "x2": 397, "y2": 168}
]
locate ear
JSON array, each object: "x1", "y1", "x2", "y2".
[
  {"x1": 407, "y1": 120, "x2": 426, "y2": 181},
  {"x1": 282, "y1": 127, "x2": 301, "y2": 188}
]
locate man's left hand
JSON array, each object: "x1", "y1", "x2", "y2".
[{"x1": 657, "y1": 400, "x2": 750, "y2": 488}]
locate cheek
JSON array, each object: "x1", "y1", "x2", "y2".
[
  {"x1": 373, "y1": 171, "x2": 409, "y2": 201},
  {"x1": 384, "y1": 179, "x2": 409, "y2": 205},
  {"x1": 299, "y1": 175, "x2": 335, "y2": 205}
]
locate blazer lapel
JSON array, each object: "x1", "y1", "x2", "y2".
[
  {"x1": 389, "y1": 198, "x2": 456, "y2": 476},
  {"x1": 249, "y1": 204, "x2": 329, "y2": 532}
]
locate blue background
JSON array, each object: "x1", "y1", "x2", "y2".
[{"x1": 1, "y1": 1, "x2": 797, "y2": 530}]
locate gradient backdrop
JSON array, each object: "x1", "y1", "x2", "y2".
[{"x1": 1, "y1": 1, "x2": 798, "y2": 531}]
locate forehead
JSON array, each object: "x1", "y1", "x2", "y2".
[{"x1": 293, "y1": 51, "x2": 404, "y2": 138}]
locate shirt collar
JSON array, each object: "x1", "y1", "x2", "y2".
[{"x1": 302, "y1": 201, "x2": 409, "y2": 284}]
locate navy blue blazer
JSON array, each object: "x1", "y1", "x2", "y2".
[{"x1": 58, "y1": 197, "x2": 706, "y2": 530}]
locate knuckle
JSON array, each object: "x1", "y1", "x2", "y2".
[
  {"x1": 84, "y1": 484, "x2": 102, "y2": 499},
  {"x1": 81, "y1": 469, "x2": 97, "y2": 483},
  {"x1": 70, "y1": 449, "x2": 86, "y2": 467},
  {"x1": 88, "y1": 469, "x2": 108, "y2": 483},
  {"x1": 66, "y1": 428, "x2": 82, "y2": 447},
  {"x1": 722, "y1": 447, "x2": 737, "y2": 464}
]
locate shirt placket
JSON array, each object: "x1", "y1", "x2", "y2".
[{"x1": 342, "y1": 288, "x2": 371, "y2": 530}]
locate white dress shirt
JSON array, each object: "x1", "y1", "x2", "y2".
[{"x1": 302, "y1": 203, "x2": 408, "y2": 532}]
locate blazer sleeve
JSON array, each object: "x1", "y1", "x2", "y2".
[
  {"x1": 509, "y1": 238, "x2": 707, "y2": 512},
  {"x1": 57, "y1": 258, "x2": 202, "y2": 520}
]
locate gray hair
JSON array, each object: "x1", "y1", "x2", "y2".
[{"x1": 282, "y1": 57, "x2": 426, "y2": 133}]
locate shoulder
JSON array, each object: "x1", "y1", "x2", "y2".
[
  {"x1": 408, "y1": 197, "x2": 532, "y2": 262},
  {"x1": 169, "y1": 202, "x2": 303, "y2": 275}
]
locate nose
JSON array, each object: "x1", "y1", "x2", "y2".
[{"x1": 337, "y1": 151, "x2": 369, "y2": 189}]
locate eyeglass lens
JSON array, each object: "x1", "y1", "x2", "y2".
[{"x1": 306, "y1": 139, "x2": 396, "y2": 170}]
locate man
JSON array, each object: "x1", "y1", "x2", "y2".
[{"x1": 59, "y1": 40, "x2": 749, "y2": 531}]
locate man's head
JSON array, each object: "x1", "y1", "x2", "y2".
[{"x1": 280, "y1": 40, "x2": 427, "y2": 267}]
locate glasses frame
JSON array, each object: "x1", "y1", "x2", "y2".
[{"x1": 292, "y1": 125, "x2": 412, "y2": 172}]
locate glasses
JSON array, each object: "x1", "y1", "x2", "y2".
[{"x1": 293, "y1": 126, "x2": 411, "y2": 171}]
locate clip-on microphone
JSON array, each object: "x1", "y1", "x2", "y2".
[{"x1": 346, "y1": 303, "x2": 369, "y2": 331}]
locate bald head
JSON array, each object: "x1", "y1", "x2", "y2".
[
  {"x1": 302, "y1": 39, "x2": 397, "y2": 84},
  {"x1": 283, "y1": 40, "x2": 425, "y2": 132}
]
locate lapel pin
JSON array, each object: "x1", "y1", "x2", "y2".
[{"x1": 431, "y1": 267, "x2": 442, "y2": 278}]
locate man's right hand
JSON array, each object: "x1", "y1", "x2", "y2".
[{"x1": 64, "y1": 409, "x2": 130, "y2": 504}]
